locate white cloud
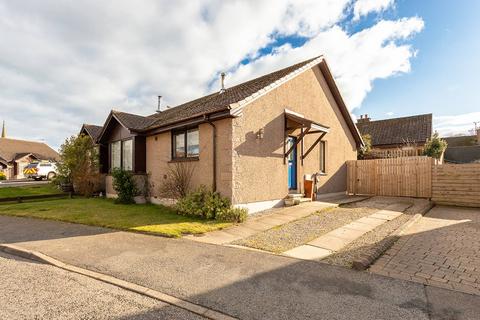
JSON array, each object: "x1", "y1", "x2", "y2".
[
  {"x1": 353, "y1": 0, "x2": 394, "y2": 21},
  {"x1": 434, "y1": 112, "x2": 480, "y2": 137},
  {"x1": 0, "y1": 0, "x2": 423, "y2": 149}
]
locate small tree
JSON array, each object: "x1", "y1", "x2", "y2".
[
  {"x1": 158, "y1": 162, "x2": 196, "y2": 199},
  {"x1": 56, "y1": 135, "x2": 101, "y2": 196},
  {"x1": 358, "y1": 134, "x2": 372, "y2": 159},
  {"x1": 111, "y1": 168, "x2": 138, "y2": 204},
  {"x1": 423, "y1": 132, "x2": 447, "y2": 159}
]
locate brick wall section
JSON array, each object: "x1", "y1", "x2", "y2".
[{"x1": 146, "y1": 118, "x2": 233, "y2": 200}]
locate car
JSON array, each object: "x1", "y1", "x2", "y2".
[{"x1": 23, "y1": 161, "x2": 57, "y2": 181}]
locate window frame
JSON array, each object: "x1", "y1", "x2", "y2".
[
  {"x1": 171, "y1": 127, "x2": 200, "y2": 161},
  {"x1": 319, "y1": 140, "x2": 326, "y2": 174},
  {"x1": 109, "y1": 138, "x2": 133, "y2": 172}
]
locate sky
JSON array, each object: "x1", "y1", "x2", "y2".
[{"x1": 0, "y1": 0, "x2": 478, "y2": 149}]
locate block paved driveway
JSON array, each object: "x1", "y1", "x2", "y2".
[{"x1": 371, "y1": 205, "x2": 480, "y2": 296}]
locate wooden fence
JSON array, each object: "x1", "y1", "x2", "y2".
[
  {"x1": 347, "y1": 157, "x2": 433, "y2": 198},
  {"x1": 347, "y1": 157, "x2": 480, "y2": 207},
  {"x1": 432, "y1": 163, "x2": 480, "y2": 207}
]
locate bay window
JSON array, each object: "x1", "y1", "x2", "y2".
[
  {"x1": 110, "y1": 139, "x2": 133, "y2": 171},
  {"x1": 111, "y1": 141, "x2": 121, "y2": 170}
]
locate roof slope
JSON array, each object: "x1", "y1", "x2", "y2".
[
  {"x1": 357, "y1": 114, "x2": 432, "y2": 146},
  {"x1": 81, "y1": 124, "x2": 103, "y2": 141},
  {"x1": 0, "y1": 138, "x2": 59, "y2": 162},
  {"x1": 95, "y1": 55, "x2": 363, "y2": 147},
  {"x1": 144, "y1": 57, "x2": 319, "y2": 130}
]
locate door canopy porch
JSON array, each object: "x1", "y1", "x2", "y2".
[{"x1": 284, "y1": 109, "x2": 329, "y2": 163}]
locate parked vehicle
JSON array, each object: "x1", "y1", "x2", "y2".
[{"x1": 23, "y1": 161, "x2": 57, "y2": 181}]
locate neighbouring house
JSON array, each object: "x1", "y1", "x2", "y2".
[
  {"x1": 356, "y1": 113, "x2": 433, "y2": 159},
  {"x1": 80, "y1": 124, "x2": 103, "y2": 143},
  {"x1": 90, "y1": 56, "x2": 363, "y2": 213},
  {"x1": 0, "y1": 135, "x2": 59, "y2": 180},
  {"x1": 443, "y1": 128, "x2": 480, "y2": 163}
]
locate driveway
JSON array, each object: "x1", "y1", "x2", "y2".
[
  {"x1": 1, "y1": 215, "x2": 480, "y2": 319},
  {"x1": 371, "y1": 205, "x2": 480, "y2": 296},
  {"x1": 0, "y1": 251, "x2": 202, "y2": 319}
]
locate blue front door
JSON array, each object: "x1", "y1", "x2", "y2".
[{"x1": 287, "y1": 136, "x2": 297, "y2": 190}]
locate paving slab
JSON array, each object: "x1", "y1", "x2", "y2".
[
  {"x1": 343, "y1": 221, "x2": 375, "y2": 232},
  {"x1": 283, "y1": 245, "x2": 333, "y2": 260},
  {"x1": 327, "y1": 226, "x2": 368, "y2": 241},
  {"x1": 356, "y1": 216, "x2": 388, "y2": 227},
  {"x1": 308, "y1": 234, "x2": 352, "y2": 251}
]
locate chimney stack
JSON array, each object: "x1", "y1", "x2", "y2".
[
  {"x1": 156, "y1": 96, "x2": 162, "y2": 113},
  {"x1": 357, "y1": 114, "x2": 371, "y2": 124},
  {"x1": 220, "y1": 72, "x2": 226, "y2": 93}
]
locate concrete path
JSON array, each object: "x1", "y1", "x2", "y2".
[
  {"x1": 1, "y1": 215, "x2": 479, "y2": 319},
  {"x1": 371, "y1": 205, "x2": 480, "y2": 296},
  {"x1": 0, "y1": 251, "x2": 203, "y2": 320},
  {"x1": 185, "y1": 196, "x2": 367, "y2": 245},
  {"x1": 283, "y1": 203, "x2": 410, "y2": 261}
]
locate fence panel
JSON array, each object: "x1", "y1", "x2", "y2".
[
  {"x1": 432, "y1": 163, "x2": 480, "y2": 207},
  {"x1": 347, "y1": 156, "x2": 433, "y2": 198}
]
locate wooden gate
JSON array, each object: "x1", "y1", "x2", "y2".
[{"x1": 347, "y1": 157, "x2": 433, "y2": 198}]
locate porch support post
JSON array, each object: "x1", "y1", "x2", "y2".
[
  {"x1": 285, "y1": 127, "x2": 310, "y2": 158},
  {"x1": 302, "y1": 132, "x2": 326, "y2": 160}
]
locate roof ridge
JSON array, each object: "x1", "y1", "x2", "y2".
[
  {"x1": 361, "y1": 113, "x2": 432, "y2": 123},
  {"x1": 0, "y1": 137, "x2": 49, "y2": 144}
]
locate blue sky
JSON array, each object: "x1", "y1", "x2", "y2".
[
  {"x1": 356, "y1": 0, "x2": 480, "y2": 134},
  {"x1": 0, "y1": 1, "x2": 477, "y2": 148}
]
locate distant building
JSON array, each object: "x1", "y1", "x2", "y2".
[
  {"x1": 443, "y1": 129, "x2": 480, "y2": 163},
  {"x1": 356, "y1": 113, "x2": 432, "y2": 158},
  {"x1": 0, "y1": 123, "x2": 59, "y2": 179}
]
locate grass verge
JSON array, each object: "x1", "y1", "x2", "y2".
[{"x1": 0, "y1": 198, "x2": 231, "y2": 237}]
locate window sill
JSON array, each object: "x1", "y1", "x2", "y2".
[{"x1": 169, "y1": 157, "x2": 200, "y2": 163}]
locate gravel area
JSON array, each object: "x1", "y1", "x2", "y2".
[
  {"x1": 234, "y1": 205, "x2": 381, "y2": 253},
  {"x1": 323, "y1": 198, "x2": 432, "y2": 268}
]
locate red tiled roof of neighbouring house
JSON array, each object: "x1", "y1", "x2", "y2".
[{"x1": 356, "y1": 114, "x2": 432, "y2": 146}]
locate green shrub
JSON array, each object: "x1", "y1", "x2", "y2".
[
  {"x1": 423, "y1": 132, "x2": 447, "y2": 159},
  {"x1": 0, "y1": 172, "x2": 6, "y2": 180},
  {"x1": 175, "y1": 186, "x2": 247, "y2": 222},
  {"x1": 216, "y1": 207, "x2": 248, "y2": 223},
  {"x1": 111, "y1": 168, "x2": 138, "y2": 204}
]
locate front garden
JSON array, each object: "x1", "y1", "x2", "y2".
[
  {"x1": 0, "y1": 197, "x2": 231, "y2": 237},
  {"x1": 0, "y1": 134, "x2": 247, "y2": 238}
]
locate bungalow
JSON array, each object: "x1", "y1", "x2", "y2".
[
  {"x1": 92, "y1": 56, "x2": 363, "y2": 213},
  {"x1": 0, "y1": 135, "x2": 59, "y2": 179},
  {"x1": 356, "y1": 113, "x2": 432, "y2": 158}
]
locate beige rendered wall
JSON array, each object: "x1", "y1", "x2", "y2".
[
  {"x1": 146, "y1": 118, "x2": 233, "y2": 201},
  {"x1": 231, "y1": 66, "x2": 358, "y2": 205}
]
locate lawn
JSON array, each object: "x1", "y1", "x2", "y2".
[
  {"x1": 0, "y1": 184, "x2": 62, "y2": 198},
  {"x1": 0, "y1": 197, "x2": 231, "y2": 237}
]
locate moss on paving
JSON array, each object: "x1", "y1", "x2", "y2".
[
  {"x1": 0, "y1": 198, "x2": 231, "y2": 238},
  {"x1": 0, "y1": 184, "x2": 61, "y2": 198}
]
